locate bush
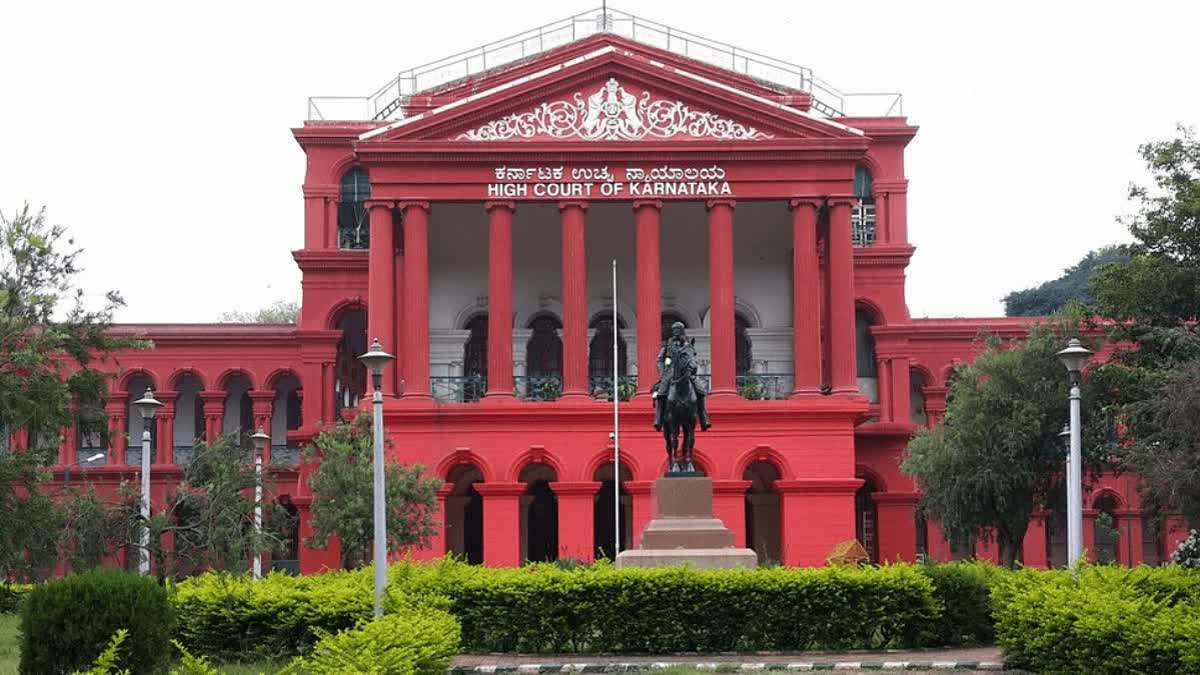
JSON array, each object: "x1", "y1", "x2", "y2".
[
  {"x1": 0, "y1": 583, "x2": 32, "y2": 614},
  {"x1": 19, "y1": 569, "x2": 172, "y2": 675},
  {"x1": 1173, "y1": 529, "x2": 1200, "y2": 568},
  {"x1": 292, "y1": 607, "x2": 460, "y2": 674},
  {"x1": 918, "y1": 561, "x2": 1010, "y2": 645},
  {"x1": 993, "y1": 565, "x2": 1200, "y2": 673},
  {"x1": 173, "y1": 567, "x2": 373, "y2": 659}
]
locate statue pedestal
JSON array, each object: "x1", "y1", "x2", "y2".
[{"x1": 616, "y1": 476, "x2": 758, "y2": 569}]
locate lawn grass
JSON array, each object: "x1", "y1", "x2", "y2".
[{"x1": 0, "y1": 613, "x2": 19, "y2": 675}]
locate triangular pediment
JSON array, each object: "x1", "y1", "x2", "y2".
[{"x1": 360, "y1": 44, "x2": 863, "y2": 144}]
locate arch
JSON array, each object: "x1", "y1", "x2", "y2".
[
  {"x1": 326, "y1": 298, "x2": 367, "y2": 331},
  {"x1": 265, "y1": 368, "x2": 302, "y2": 391},
  {"x1": 216, "y1": 368, "x2": 257, "y2": 391},
  {"x1": 118, "y1": 368, "x2": 159, "y2": 392},
  {"x1": 587, "y1": 298, "x2": 639, "y2": 332},
  {"x1": 733, "y1": 446, "x2": 793, "y2": 481},
  {"x1": 855, "y1": 298, "x2": 887, "y2": 326},
  {"x1": 857, "y1": 153, "x2": 885, "y2": 184},
  {"x1": 659, "y1": 303, "x2": 702, "y2": 332},
  {"x1": 855, "y1": 464, "x2": 889, "y2": 493},
  {"x1": 1089, "y1": 487, "x2": 1125, "y2": 511},
  {"x1": 513, "y1": 297, "x2": 563, "y2": 331},
  {"x1": 506, "y1": 446, "x2": 566, "y2": 483},
  {"x1": 324, "y1": 152, "x2": 361, "y2": 186},
  {"x1": 909, "y1": 362, "x2": 936, "y2": 386},
  {"x1": 940, "y1": 360, "x2": 963, "y2": 386},
  {"x1": 437, "y1": 448, "x2": 495, "y2": 483},
  {"x1": 654, "y1": 448, "x2": 716, "y2": 477},
  {"x1": 582, "y1": 448, "x2": 642, "y2": 482},
  {"x1": 699, "y1": 298, "x2": 763, "y2": 329},
  {"x1": 452, "y1": 297, "x2": 493, "y2": 332},
  {"x1": 167, "y1": 368, "x2": 207, "y2": 391}
]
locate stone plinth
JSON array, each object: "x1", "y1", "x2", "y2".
[{"x1": 616, "y1": 476, "x2": 757, "y2": 569}]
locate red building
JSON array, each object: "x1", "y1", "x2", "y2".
[{"x1": 12, "y1": 10, "x2": 1187, "y2": 572}]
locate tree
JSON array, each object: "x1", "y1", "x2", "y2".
[
  {"x1": 0, "y1": 203, "x2": 142, "y2": 582},
  {"x1": 1087, "y1": 125, "x2": 1200, "y2": 523},
  {"x1": 219, "y1": 299, "x2": 299, "y2": 324},
  {"x1": 59, "y1": 487, "x2": 128, "y2": 575},
  {"x1": 1003, "y1": 246, "x2": 1129, "y2": 317},
  {"x1": 111, "y1": 434, "x2": 291, "y2": 580},
  {"x1": 306, "y1": 415, "x2": 441, "y2": 569},
  {"x1": 901, "y1": 318, "x2": 1107, "y2": 567}
]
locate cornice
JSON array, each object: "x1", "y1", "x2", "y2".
[
  {"x1": 292, "y1": 249, "x2": 370, "y2": 272},
  {"x1": 853, "y1": 245, "x2": 915, "y2": 267}
]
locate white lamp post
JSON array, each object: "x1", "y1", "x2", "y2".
[
  {"x1": 250, "y1": 428, "x2": 271, "y2": 580},
  {"x1": 359, "y1": 337, "x2": 394, "y2": 617},
  {"x1": 1057, "y1": 338, "x2": 1092, "y2": 574},
  {"x1": 63, "y1": 452, "x2": 106, "y2": 490},
  {"x1": 132, "y1": 387, "x2": 162, "y2": 576}
]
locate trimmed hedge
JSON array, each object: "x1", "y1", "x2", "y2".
[
  {"x1": 993, "y1": 565, "x2": 1200, "y2": 673},
  {"x1": 176, "y1": 559, "x2": 943, "y2": 656},
  {"x1": 19, "y1": 569, "x2": 172, "y2": 675},
  {"x1": 0, "y1": 583, "x2": 32, "y2": 614},
  {"x1": 917, "y1": 561, "x2": 1011, "y2": 646}
]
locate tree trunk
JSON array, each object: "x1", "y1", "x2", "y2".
[{"x1": 997, "y1": 525, "x2": 1026, "y2": 569}]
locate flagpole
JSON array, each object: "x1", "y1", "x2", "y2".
[{"x1": 612, "y1": 259, "x2": 620, "y2": 557}]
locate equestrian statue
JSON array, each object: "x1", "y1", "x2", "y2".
[{"x1": 651, "y1": 322, "x2": 711, "y2": 474}]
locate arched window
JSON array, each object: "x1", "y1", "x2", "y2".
[
  {"x1": 661, "y1": 311, "x2": 688, "y2": 343},
  {"x1": 743, "y1": 460, "x2": 782, "y2": 564},
  {"x1": 524, "y1": 315, "x2": 563, "y2": 400},
  {"x1": 735, "y1": 313, "x2": 752, "y2": 377},
  {"x1": 125, "y1": 375, "x2": 157, "y2": 466},
  {"x1": 911, "y1": 369, "x2": 929, "y2": 427},
  {"x1": 338, "y1": 167, "x2": 371, "y2": 250},
  {"x1": 462, "y1": 314, "x2": 488, "y2": 402},
  {"x1": 1093, "y1": 494, "x2": 1121, "y2": 564},
  {"x1": 852, "y1": 164, "x2": 876, "y2": 247},
  {"x1": 856, "y1": 310, "x2": 879, "y2": 403},
  {"x1": 588, "y1": 312, "x2": 628, "y2": 381},
  {"x1": 855, "y1": 479, "x2": 879, "y2": 563},
  {"x1": 525, "y1": 315, "x2": 563, "y2": 378},
  {"x1": 334, "y1": 308, "x2": 368, "y2": 416}
]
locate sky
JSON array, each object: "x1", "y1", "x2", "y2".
[{"x1": 1, "y1": 1, "x2": 1198, "y2": 322}]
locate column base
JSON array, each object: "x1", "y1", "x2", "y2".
[
  {"x1": 481, "y1": 392, "x2": 517, "y2": 404},
  {"x1": 789, "y1": 388, "x2": 824, "y2": 399},
  {"x1": 708, "y1": 389, "x2": 739, "y2": 399}
]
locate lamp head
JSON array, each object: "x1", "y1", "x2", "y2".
[
  {"x1": 358, "y1": 337, "x2": 395, "y2": 377},
  {"x1": 249, "y1": 428, "x2": 271, "y2": 451},
  {"x1": 1057, "y1": 423, "x2": 1071, "y2": 452},
  {"x1": 1056, "y1": 338, "x2": 1093, "y2": 375},
  {"x1": 85, "y1": 452, "x2": 104, "y2": 464},
  {"x1": 132, "y1": 387, "x2": 163, "y2": 420}
]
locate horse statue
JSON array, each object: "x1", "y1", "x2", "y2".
[{"x1": 657, "y1": 328, "x2": 704, "y2": 474}]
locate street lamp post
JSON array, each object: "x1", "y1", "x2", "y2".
[
  {"x1": 250, "y1": 428, "x2": 271, "y2": 580},
  {"x1": 1057, "y1": 338, "x2": 1092, "y2": 574},
  {"x1": 132, "y1": 387, "x2": 162, "y2": 577},
  {"x1": 63, "y1": 452, "x2": 106, "y2": 490},
  {"x1": 359, "y1": 337, "x2": 394, "y2": 618}
]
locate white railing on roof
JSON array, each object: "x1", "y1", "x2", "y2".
[{"x1": 306, "y1": 7, "x2": 902, "y2": 121}]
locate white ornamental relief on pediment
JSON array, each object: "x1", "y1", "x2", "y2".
[{"x1": 457, "y1": 78, "x2": 773, "y2": 141}]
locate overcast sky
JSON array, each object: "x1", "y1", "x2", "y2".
[{"x1": 2, "y1": 1, "x2": 1198, "y2": 323}]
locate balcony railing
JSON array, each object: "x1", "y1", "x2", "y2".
[
  {"x1": 272, "y1": 444, "x2": 302, "y2": 467},
  {"x1": 515, "y1": 375, "x2": 563, "y2": 402},
  {"x1": 737, "y1": 373, "x2": 794, "y2": 400},
  {"x1": 589, "y1": 375, "x2": 637, "y2": 401},
  {"x1": 432, "y1": 375, "x2": 487, "y2": 403},
  {"x1": 173, "y1": 445, "x2": 194, "y2": 466}
]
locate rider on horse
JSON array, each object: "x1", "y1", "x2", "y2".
[{"x1": 652, "y1": 321, "x2": 712, "y2": 432}]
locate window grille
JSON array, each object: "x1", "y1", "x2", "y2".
[
  {"x1": 588, "y1": 317, "x2": 627, "y2": 380},
  {"x1": 735, "y1": 314, "x2": 752, "y2": 377},
  {"x1": 526, "y1": 315, "x2": 563, "y2": 379},
  {"x1": 338, "y1": 167, "x2": 371, "y2": 250},
  {"x1": 462, "y1": 315, "x2": 489, "y2": 402},
  {"x1": 852, "y1": 164, "x2": 876, "y2": 247}
]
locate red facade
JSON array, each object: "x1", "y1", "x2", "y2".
[{"x1": 21, "y1": 29, "x2": 1186, "y2": 572}]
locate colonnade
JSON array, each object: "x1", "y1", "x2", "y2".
[{"x1": 365, "y1": 197, "x2": 863, "y2": 399}]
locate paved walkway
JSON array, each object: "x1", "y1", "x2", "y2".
[{"x1": 453, "y1": 646, "x2": 1010, "y2": 672}]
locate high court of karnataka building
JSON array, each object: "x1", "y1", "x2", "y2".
[{"x1": 24, "y1": 10, "x2": 1185, "y2": 572}]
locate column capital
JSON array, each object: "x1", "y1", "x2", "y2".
[
  {"x1": 248, "y1": 390, "x2": 276, "y2": 403},
  {"x1": 549, "y1": 481, "x2": 602, "y2": 497},
  {"x1": 363, "y1": 199, "x2": 395, "y2": 212},
  {"x1": 474, "y1": 482, "x2": 527, "y2": 497},
  {"x1": 436, "y1": 483, "x2": 456, "y2": 498},
  {"x1": 302, "y1": 185, "x2": 339, "y2": 199},
  {"x1": 558, "y1": 200, "x2": 588, "y2": 212},
  {"x1": 484, "y1": 200, "x2": 516, "y2": 213},
  {"x1": 199, "y1": 391, "x2": 226, "y2": 405},
  {"x1": 705, "y1": 198, "x2": 736, "y2": 210},
  {"x1": 632, "y1": 199, "x2": 663, "y2": 211},
  {"x1": 827, "y1": 194, "x2": 857, "y2": 208},
  {"x1": 397, "y1": 200, "x2": 431, "y2": 212},
  {"x1": 789, "y1": 197, "x2": 822, "y2": 211}
]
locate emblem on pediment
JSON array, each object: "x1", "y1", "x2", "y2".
[{"x1": 457, "y1": 78, "x2": 773, "y2": 141}]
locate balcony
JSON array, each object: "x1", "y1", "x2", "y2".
[{"x1": 588, "y1": 375, "x2": 637, "y2": 402}]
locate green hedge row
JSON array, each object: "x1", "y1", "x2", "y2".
[
  {"x1": 917, "y1": 561, "x2": 1011, "y2": 646},
  {"x1": 993, "y1": 566, "x2": 1200, "y2": 673},
  {"x1": 176, "y1": 559, "x2": 951, "y2": 656},
  {"x1": 0, "y1": 583, "x2": 33, "y2": 614}
]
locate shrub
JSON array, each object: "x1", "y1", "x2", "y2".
[
  {"x1": 993, "y1": 565, "x2": 1200, "y2": 673},
  {"x1": 291, "y1": 607, "x2": 460, "y2": 674},
  {"x1": 19, "y1": 569, "x2": 172, "y2": 675},
  {"x1": 918, "y1": 561, "x2": 1010, "y2": 645},
  {"x1": 0, "y1": 583, "x2": 32, "y2": 614}
]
